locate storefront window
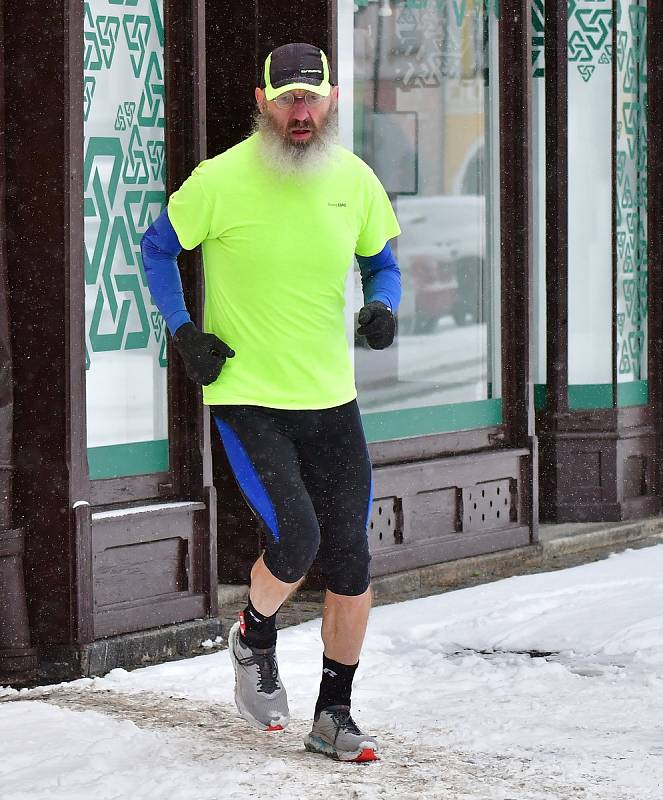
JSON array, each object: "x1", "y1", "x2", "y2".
[
  {"x1": 567, "y1": 0, "x2": 647, "y2": 410},
  {"x1": 339, "y1": 0, "x2": 502, "y2": 441},
  {"x1": 83, "y1": 0, "x2": 168, "y2": 478},
  {"x1": 567, "y1": 0, "x2": 614, "y2": 409}
]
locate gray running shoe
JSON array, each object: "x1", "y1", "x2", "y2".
[
  {"x1": 304, "y1": 705, "x2": 379, "y2": 762},
  {"x1": 227, "y1": 621, "x2": 289, "y2": 731}
]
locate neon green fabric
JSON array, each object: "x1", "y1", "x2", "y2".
[{"x1": 167, "y1": 134, "x2": 400, "y2": 409}]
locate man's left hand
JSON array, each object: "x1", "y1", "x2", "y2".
[{"x1": 357, "y1": 301, "x2": 395, "y2": 350}]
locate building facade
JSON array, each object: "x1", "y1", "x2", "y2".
[{"x1": 0, "y1": 0, "x2": 659, "y2": 682}]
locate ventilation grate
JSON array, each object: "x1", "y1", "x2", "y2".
[
  {"x1": 367, "y1": 496, "x2": 403, "y2": 551},
  {"x1": 461, "y1": 479, "x2": 516, "y2": 532}
]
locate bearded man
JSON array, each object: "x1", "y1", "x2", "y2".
[{"x1": 141, "y1": 43, "x2": 401, "y2": 763}]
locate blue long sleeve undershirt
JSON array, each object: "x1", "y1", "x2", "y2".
[
  {"x1": 355, "y1": 243, "x2": 401, "y2": 312},
  {"x1": 140, "y1": 209, "x2": 190, "y2": 335},
  {"x1": 140, "y1": 208, "x2": 402, "y2": 335}
]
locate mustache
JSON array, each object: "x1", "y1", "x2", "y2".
[{"x1": 288, "y1": 119, "x2": 316, "y2": 131}]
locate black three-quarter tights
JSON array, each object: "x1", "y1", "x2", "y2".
[{"x1": 211, "y1": 399, "x2": 372, "y2": 596}]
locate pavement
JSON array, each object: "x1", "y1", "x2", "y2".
[
  {"x1": 9, "y1": 515, "x2": 662, "y2": 686},
  {"x1": 217, "y1": 514, "x2": 663, "y2": 637},
  {"x1": 5, "y1": 535, "x2": 662, "y2": 799}
]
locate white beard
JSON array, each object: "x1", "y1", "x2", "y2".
[{"x1": 253, "y1": 107, "x2": 339, "y2": 179}]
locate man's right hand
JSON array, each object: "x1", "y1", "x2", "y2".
[{"x1": 172, "y1": 322, "x2": 235, "y2": 385}]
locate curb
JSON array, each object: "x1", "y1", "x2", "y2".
[
  {"x1": 540, "y1": 518, "x2": 663, "y2": 557},
  {"x1": 370, "y1": 544, "x2": 542, "y2": 603},
  {"x1": 368, "y1": 515, "x2": 663, "y2": 603}
]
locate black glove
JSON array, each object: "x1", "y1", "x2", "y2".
[
  {"x1": 357, "y1": 301, "x2": 395, "y2": 350},
  {"x1": 172, "y1": 322, "x2": 235, "y2": 385}
]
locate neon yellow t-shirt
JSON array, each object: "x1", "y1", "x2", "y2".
[{"x1": 167, "y1": 134, "x2": 401, "y2": 409}]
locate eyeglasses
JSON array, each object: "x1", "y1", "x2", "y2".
[{"x1": 273, "y1": 91, "x2": 325, "y2": 109}]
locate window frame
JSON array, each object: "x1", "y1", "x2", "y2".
[
  {"x1": 87, "y1": 0, "x2": 210, "y2": 507},
  {"x1": 330, "y1": 0, "x2": 534, "y2": 459}
]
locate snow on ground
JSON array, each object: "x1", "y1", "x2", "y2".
[{"x1": 2, "y1": 546, "x2": 663, "y2": 799}]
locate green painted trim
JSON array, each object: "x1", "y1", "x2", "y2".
[
  {"x1": 569, "y1": 384, "x2": 613, "y2": 410},
  {"x1": 535, "y1": 382, "x2": 649, "y2": 410},
  {"x1": 617, "y1": 380, "x2": 648, "y2": 407},
  {"x1": 361, "y1": 399, "x2": 503, "y2": 442},
  {"x1": 534, "y1": 383, "x2": 547, "y2": 410},
  {"x1": 88, "y1": 439, "x2": 169, "y2": 480}
]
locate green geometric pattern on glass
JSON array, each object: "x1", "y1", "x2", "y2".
[
  {"x1": 84, "y1": 0, "x2": 167, "y2": 366},
  {"x1": 446, "y1": 0, "x2": 500, "y2": 22},
  {"x1": 568, "y1": 0, "x2": 613, "y2": 83},
  {"x1": 90, "y1": 14, "x2": 121, "y2": 69},
  {"x1": 532, "y1": 0, "x2": 545, "y2": 79},
  {"x1": 137, "y1": 51, "x2": 165, "y2": 128},
  {"x1": 84, "y1": 76, "x2": 97, "y2": 121},
  {"x1": 150, "y1": 0, "x2": 165, "y2": 46},
  {"x1": 616, "y1": 0, "x2": 647, "y2": 387},
  {"x1": 122, "y1": 14, "x2": 152, "y2": 78},
  {"x1": 393, "y1": 0, "x2": 497, "y2": 91}
]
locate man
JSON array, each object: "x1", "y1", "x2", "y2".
[{"x1": 141, "y1": 43, "x2": 401, "y2": 763}]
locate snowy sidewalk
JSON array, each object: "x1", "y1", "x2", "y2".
[{"x1": 2, "y1": 546, "x2": 663, "y2": 800}]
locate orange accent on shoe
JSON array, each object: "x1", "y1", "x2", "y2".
[
  {"x1": 239, "y1": 610, "x2": 246, "y2": 637},
  {"x1": 353, "y1": 748, "x2": 379, "y2": 762},
  {"x1": 265, "y1": 724, "x2": 284, "y2": 731}
]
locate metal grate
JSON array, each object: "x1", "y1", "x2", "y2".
[
  {"x1": 461, "y1": 479, "x2": 516, "y2": 532},
  {"x1": 367, "y1": 496, "x2": 404, "y2": 551}
]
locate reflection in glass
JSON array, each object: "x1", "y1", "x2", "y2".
[{"x1": 350, "y1": 0, "x2": 501, "y2": 422}]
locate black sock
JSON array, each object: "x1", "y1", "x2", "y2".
[
  {"x1": 315, "y1": 655, "x2": 358, "y2": 715},
  {"x1": 239, "y1": 596, "x2": 277, "y2": 649}
]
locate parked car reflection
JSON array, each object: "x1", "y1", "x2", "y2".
[{"x1": 395, "y1": 194, "x2": 487, "y2": 334}]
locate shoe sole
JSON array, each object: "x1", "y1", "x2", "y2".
[
  {"x1": 228, "y1": 623, "x2": 289, "y2": 732},
  {"x1": 304, "y1": 734, "x2": 379, "y2": 763}
]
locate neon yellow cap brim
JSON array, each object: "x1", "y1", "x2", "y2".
[
  {"x1": 265, "y1": 80, "x2": 331, "y2": 101},
  {"x1": 263, "y1": 50, "x2": 332, "y2": 101}
]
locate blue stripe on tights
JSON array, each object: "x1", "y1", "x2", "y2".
[
  {"x1": 213, "y1": 417, "x2": 280, "y2": 542},
  {"x1": 365, "y1": 478, "x2": 374, "y2": 532}
]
